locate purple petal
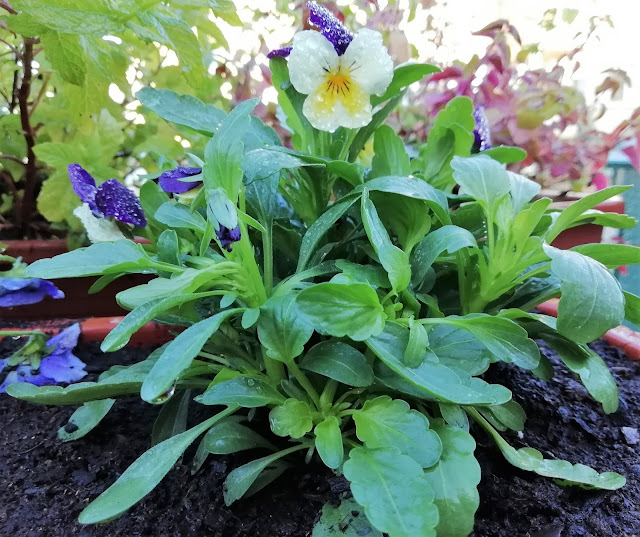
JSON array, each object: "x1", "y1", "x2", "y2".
[
  {"x1": 0, "y1": 367, "x2": 55, "y2": 394},
  {"x1": 307, "y1": 1, "x2": 353, "y2": 56},
  {"x1": 158, "y1": 167, "x2": 203, "y2": 194},
  {"x1": 0, "y1": 278, "x2": 64, "y2": 307},
  {"x1": 473, "y1": 106, "x2": 492, "y2": 152},
  {"x1": 68, "y1": 164, "x2": 99, "y2": 213},
  {"x1": 95, "y1": 179, "x2": 147, "y2": 227},
  {"x1": 39, "y1": 351, "x2": 87, "y2": 384},
  {"x1": 216, "y1": 224, "x2": 242, "y2": 252},
  {"x1": 267, "y1": 46, "x2": 293, "y2": 59},
  {"x1": 46, "y1": 323, "x2": 81, "y2": 354}
]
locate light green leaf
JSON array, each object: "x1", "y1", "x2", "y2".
[
  {"x1": 451, "y1": 154, "x2": 511, "y2": 213},
  {"x1": 301, "y1": 341, "x2": 374, "y2": 387},
  {"x1": 507, "y1": 171, "x2": 540, "y2": 213},
  {"x1": 544, "y1": 245, "x2": 625, "y2": 343},
  {"x1": 624, "y1": 291, "x2": 640, "y2": 326},
  {"x1": 203, "y1": 420, "x2": 275, "y2": 454},
  {"x1": 314, "y1": 417, "x2": 344, "y2": 470},
  {"x1": 296, "y1": 283, "x2": 386, "y2": 341},
  {"x1": 343, "y1": 447, "x2": 439, "y2": 537},
  {"x1": 195, "y1": 376, "x2": 286, "y2": 407},
  {"x1": 313, "y1": 498, "x2": 381, "y2": 537},
  {"x1": 372, "y1": 63, "x2": 440, "y2": 106},
  {"x1": 151, "y1": 389, "x2": 191, "y2": 445},
  {"x1": 353, "y1": 396, "x2": 442, "y2": 468},
  {"x1": 269, "y1": 398, "x2": 313, "y2": 438},
  {"x1": 58, "y1": 399, "x2": 115, "y2": 442},
  {"x1": 371, "y1": 125, "x2": 410, "y2": 178},
  {"x1": 571, "y1": 243, "x2": 640, "y2": 269},
  {"x1": 424, "y1": 420, "x2": 480, "y2": 537},
  {"x1": 155, "y1": 202, "x2": 207, "y2": 233},
  {"x1": 41, "y1": 31, "x2": 86, "y2": 86}
]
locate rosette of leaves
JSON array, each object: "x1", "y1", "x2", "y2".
[{"x1": 8, "y1": 58, "x2": 639, "y2": 537}]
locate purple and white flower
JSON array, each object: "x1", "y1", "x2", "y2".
[
  {"x1": 158, "y1": 166, "x2": 203, "y2": 194},
  {"x1": 216, "y1": 225, "x2": 242, "y2": 252},
  {"x1": 0, "y1": 277, "x2": 64, "y2": 307},
  {"x1": 473, "y1": 106, "x2": 492, "y2": 153}
]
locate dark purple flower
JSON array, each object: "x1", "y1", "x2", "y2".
[
  {"x1": 0, "y1": 277, "x2": 64, "y2": 307},
  {"x1": 216, "y1": 225, "x2": 241, "y2": 252},
  {"x1": 267, "y1": 46, "x2": 293, "y2": 59},
  {"x1": 68, "y1": 164, "x2": 147, "y2": 227},
  {"x1": 0, "y1": 323, "x2": 86, "y2": 394},
  {"x1": 158, "y1": 166, "x2": 203, "y2": 194},
  {"x1": 307, "y1": 1, "x2": 353, "y2": 56},
  {"x1": 472, "y1": 106, "x2": 492, "y2": 153}
]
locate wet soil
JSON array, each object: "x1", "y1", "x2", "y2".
[{"x1": 0, "y1": 337, "x2": 638, "y2": 537}]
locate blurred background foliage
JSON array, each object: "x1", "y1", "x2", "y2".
[{"x1": 0, "y1": 0, "x2": 638, "y2": 239}]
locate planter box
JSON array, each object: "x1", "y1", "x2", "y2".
[
  {"x1": 543, "y1": 192, "x2": 626, "y2": 250},
  {"x1": 2, "y1": 239, "x2": 150, "y2": 320}
]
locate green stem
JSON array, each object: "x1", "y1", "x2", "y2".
[
  {"x1": 287, "y1": 361, "x2": 321, "y2": 409},
  {"x1": 0, "y1": 330, "x2": 42, "y2": 337},
  {"x1": 263, "y1": 221, "x2": 274, "y2": 296},
  {"x1": 198, "y1": 351, "x2": 231, "y2": 368},
  {"x1": 319, "y1": 379, "x2": 338, "y2": 409},
  {"x1": 262, "y1": 347, "x2": 284, "y2": 384}
]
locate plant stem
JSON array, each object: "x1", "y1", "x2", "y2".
[
  {"x1": 262, "y1": 221, "x2": 274, "y2": 296},
  {"x1": 0, "y1": 330, "x2": 43, "y2": 337},
  {"x1": 287, "y1": 361, "x2": 321, "y2": 409},
  {"x1": 261, "y1": 346, "x2": 284, "y2": 384},
  {"x1": 18, "y1": 38, "x2": 37, "y2": 234},
  {"x1": 319, "y1": 379, "x2": 338, "y2": 409}
]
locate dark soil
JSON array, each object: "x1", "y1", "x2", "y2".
[{"x1": 0, "y1": 337, "x2": 639, "y2": 537}]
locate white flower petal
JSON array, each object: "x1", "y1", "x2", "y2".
[
  {"x1": 288, "y1": 30, "x2": 339, "y2": 95},
  {"x1": 342, "y1": 28, "x2": 394, "y2": 96},
  {"x1": 73, "y1": 204, "x2": 126, "y2": 243},
  {"x1": 303, "y1": 86, "x2": 373, "y2": 132}
]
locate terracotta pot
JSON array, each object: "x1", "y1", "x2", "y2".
[
  {"x1": 1, "y1": 239, "x2": 151, "y2": 320},
  {"x1": 538, "y1": 298, "x2": 640, "y2": 360},
  {"x1": 542, "y1": 192, "x2": 626, "y2": 250}
]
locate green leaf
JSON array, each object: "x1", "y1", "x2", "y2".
[
  {"x1": 572, "y1": 243, "x2": 640, "y2": 269},
  {"x1": 412, "y1": 225, "x2": 477, "y2": 285},
  {"x1": 541, "y1": 333, "x2": 619, "y2": 414},
  {"x1": 79, "y1": 408, "x2": 236, "y2": 523},
  {"x1": 58, "y1": 399, "x2": 115, "y2": 442},
  {"x1": 314, "y1": 417, "x2": 344, "y2": 470},
  {"x1": 196, "y1": 376, "x2": 286, "y2": 407},
  {"x1": 353, "y1": 396, "x2": 442, "y2": 468},
  {"x1": 297, "y1": 194, "x2": 360, "y2": 271},
  {"x1": 624, "y1": 291, "x2": 640, "y2": 325},
  {"x1": 257, "y1": 296, "x2": 313, "y2": 363},
  {"x1": 102, "y1": 292, "x2": 220, "y2": 352},
  {"x1": 223, "y1": 445, "x2": 303, "y2": 505},
  {"x1": 428, "y1": 324, "x2": 491, "y2": 376},
  {"x1": 482, "y1": 146, "x2": 528, "y2": 164},
  {"x1": 361, "y1": 190, "x2": 411, "y2": 292},
  {"x1": 241, "y1": 308, "x2": 261, "y2": 329},
  {"x1": 296, "y1": 283, "x2": 386, "y2": 341},
  {"x1": 313, "y1": 498, "x2": 381, "y2": 537},
  {"x1": 424, "y1": 421, "x2": 480, "y2": 537},
  {"x1": 151, "y1": 389, "x2": 191, "y2": 445},
  {"x1": 451, "y1": 154, "x2": 511, "y2": 213},
  {"x1": 269, "y1": 398, "x2": 313, "y2": 438},
  {"x1": 301, "y1": 341, "x2": 374, "y2": 387},
  {"x1": 41, "y1": 31, "x2": 86, "y2": 86},
  {"x1": 433, "y1": 314, "x2": 540, "y2": 370},
  {"x1": 372, "y1": 63, "x2": 440, "y2": 106},
  {"x1": 480, "y1": 400, "x2": 527, "y2": 432},
  {"x1": 203, "y1": 420, "x2": 275, "y2": 454},
  {"x1": 507, "y1": 171, "x2": 541, "y2": 213},
  {"x1": 471, "y1": 409, "x2": 626, "y2": 490},
  {"x1": 24, "y1": 240, "x2": 151, "y2": 279},
  {"x1": 343, "y1": 447, "x2": 439, "y2": 537},
  {"x1": 404, "y1": 320, "x2": 432, "y2": 368},
  {"x1": 242, "y1": 147, "x2": 321, "y2": 182},
  {"x1": 366, "y1": 322, "x2": 511, "y2": 405},
  {"x1": 544, "y1": 245, "x2": 625, "y2": 343},
  {"x1": 438, "y1": 404, "x2": 469, "y2": 430},
  {"x1": 545, "y1": 186, "x2": 630, "y2": 242},
  {"x1": 157, "y1": 229, "x2": 180, "y2": 267},
  {"x1": 136, "y1": 87, "x2": 225, "y2": 135},
  {"x1": 141, "y1": 309, "x2": 241, "y2": 403},
  {"x1": 155, "y1": 202, "x2": 207, "y2": 233},
  {"x1": 371, "y1": 125, "x2": 410, "y2": 178}
]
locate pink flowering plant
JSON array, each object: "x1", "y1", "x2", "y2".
[
  {"x1": 6, "y1": 4, "x2": 640, "y2": 536},
  {"x1": 416, "y1": 19, "x2": 640, "y2": 190}
]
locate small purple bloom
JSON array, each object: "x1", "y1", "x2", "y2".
[
  {"x1": 158, "y1": 166, "x2": 203, "y2": 194},
  {"x1": 68, "y1": 164, "x2": 147, "y2": 227},
  {"x1": 267, "y1": 46, "x2": 293, "y2": 59},
  {"x1": 0, "y1": 323, "x2": 86, "y2": 394},
  {"x1": 216, "y1": 225, "x2": 241, "y2": 252},
  {"x1": 472, "y1": 106, "x2": 492, "y2": 153},
  {"x1": 0, "y1": 277, "x2": 64, "y2": 307},
  {"x1": 307, "y1": 1, "x2": 353, "y2": 56}
]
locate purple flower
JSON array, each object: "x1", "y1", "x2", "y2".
[
  {"x1": 0, "y1": 323, "x2": 86, "y2": 394},
  {"x1": 307, "y1": 1, "x2": 353, "y2": 56},
  {"x1": 267, "y1": 46, "x2": 293, "y2": 59},
  {"x1": 216, "y1": 225, "x2": 241, "y2": 252},
  {"x1": 472, "y1": 106, "x2": 492, "y2": 153},
  {"x1": 0, "y1": 277, "x2": 64, "y2": 307},
  {"x1": 158, "y1": 166, "x2": 203, "y2": 194},
  {"x1": 68, "y1": 164, "x2": 147, "y2": 227}
]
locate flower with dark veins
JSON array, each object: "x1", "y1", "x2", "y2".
[
  {"x1": 158, "y1": 166, "x2": 203, "y2": 194},
  {"x1": 0, "y1": 323, "x2": 86, "y2": 393},
  {"x1": 0, "y1": 277, "x2": 64, "y2": 307},
  {"x1": 216, "y1": 225, "x2": 242, "y2": 252},
  {"x1": 68, "y1": 164, "x2": 146, "y2": 227},
  {"x1": 307, "y1": 1, "x2": 353, "y2": 56},
  {"x1": 472, "y1": 106, "x2": 492, "y2": 152}
]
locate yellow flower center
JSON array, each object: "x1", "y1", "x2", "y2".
[{"x1": 312, "y1": 65, "x2": 367, "y2": 117}]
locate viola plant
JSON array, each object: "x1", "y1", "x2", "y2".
[{"x1": 7, "y1": 3, "x2": 640, "y2": 536}]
